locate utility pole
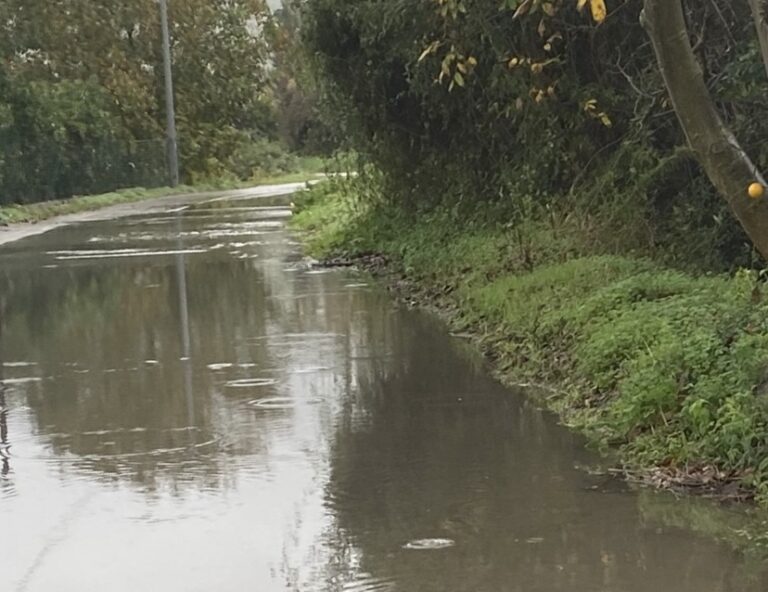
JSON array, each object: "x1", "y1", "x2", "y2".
[{"x1": 159, "y1": 0, "x2": 180, "y2": 187}]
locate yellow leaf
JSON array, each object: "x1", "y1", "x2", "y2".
[
  {"x1": 577, "y1": 0, "x2": 588, "y2": 11},
  {"x1": 542, "y1": 2, "x2": 556, "y2": 16},
  {"x1": 590, "y1": 0, "x2": 606, "y2": 23}
]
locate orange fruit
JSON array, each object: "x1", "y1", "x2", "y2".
[{"x1": 748, "y1": 182, "x2": 765, "y2": 199}]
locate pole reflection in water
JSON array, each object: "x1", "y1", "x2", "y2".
[
  {"x1": 0, "y1": 385, "x2": 8, "y2": 479},
  {"x1": 175, "y1": 211, "x2": 196, "y2": 442},
  {"x1": 0, "y1": 304, "x2": 9, "y2": 478}
]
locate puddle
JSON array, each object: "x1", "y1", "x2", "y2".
[{"x1": 1, "y1": 186, "x2": 766, "y2": 591}]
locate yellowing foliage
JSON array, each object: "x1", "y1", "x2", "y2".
[
  {"x1": 589, "y1": 0, "x2": 607, "y2": 23},
  {"x1": 576, "y1": 0, "x2": 606, "y2": 22},
  {"x1": 422, "y1": 0, "x2": 608, "y2": 104}
]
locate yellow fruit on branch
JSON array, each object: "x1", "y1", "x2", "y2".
[{"x1": 748, "y1": 182, "x2": 765, "y2": 200}]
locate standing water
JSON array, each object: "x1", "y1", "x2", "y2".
[{"x1": 0, "y1": 186, "x2": 766, "y2": 591}]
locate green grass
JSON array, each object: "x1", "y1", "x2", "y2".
[
  {"x1": 0, "y1": 169, "x2": 326, "y2": 226},
  {"x1": 292, "y1": 179, "x2": 768, "y2": 505}
]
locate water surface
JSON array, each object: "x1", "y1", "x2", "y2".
[{"x1": 0, "y1": 186, "x2": 766, "y2": 591}]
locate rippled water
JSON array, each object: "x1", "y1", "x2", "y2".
[{"x1": 1, "y1": 185, "x2": 767, "y2": 591}]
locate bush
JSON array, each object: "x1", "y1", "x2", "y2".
[
  {"x1": 300, "y1": 0, "x2": 765, "y2": 271},
  {"x1": 0, "y1": 77, "x2": 166, "y2": 204},
  {"x1": 227, "y1": 138, "x2": 301, "y2": 180}
]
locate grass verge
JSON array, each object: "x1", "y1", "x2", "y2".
[{"x1": 292, "y1": 179, "x2": 768, "y2": 509}]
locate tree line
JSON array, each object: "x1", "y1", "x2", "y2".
[{"x1": 0, "y1": 0, "x2": 323, "y2": 205}]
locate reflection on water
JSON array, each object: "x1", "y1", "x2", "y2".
[
  {"x1": 1, "y1": 315, "x2": 10, "y2": 482},
  {"x1": 0, "y1": 187, "x2": 767, "y2": 591},
  {"x1": 175, "y1": 211, "x2": 196, "y2": 448}
]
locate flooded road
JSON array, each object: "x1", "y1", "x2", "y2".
[{"x1": 1, "y1": 185, "x2": 767, "y2": 591}]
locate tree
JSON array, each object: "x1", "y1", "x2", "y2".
[
  {"x1": 0, "y1": 0, "x2": 274, "y2": 198},
  {"x1": 301, "y1": 0, "x2": 766, "y2": 266},
  {"x1": 642, "y1": 0, "x2": 768, "y2": 259},
  {"x1": 269, "y1": 0, "x2": 333, "y2": 153}
]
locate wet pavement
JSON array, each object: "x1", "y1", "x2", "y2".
[{"x1": 1, "y1": 185, "x2": 767, "y2": 591}]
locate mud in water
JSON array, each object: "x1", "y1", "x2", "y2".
[{"x1": 0, "y1": 187, "x2": 767, "y2": 591}]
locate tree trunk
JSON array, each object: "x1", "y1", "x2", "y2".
[
  {"x1": 642, "y1": 0, "x2": 768, "y2": 260},
  {"x1": 748, "y1": 0, "x2": 768, "y2": 81}
]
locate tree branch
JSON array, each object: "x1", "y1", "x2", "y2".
[{"x1": 642, "y1": 0, "x2": 768, "y2": 259}]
